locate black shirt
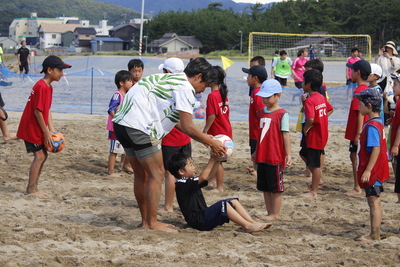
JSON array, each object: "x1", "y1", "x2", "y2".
[
  {"x1": 17, "y1": 47, "x2": 30, "y2": 63},
  {"x1": 175, "y1": 176, "x2": 208, "y2": 230}
]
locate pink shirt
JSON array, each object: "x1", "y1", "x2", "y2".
[
  {"x1": 291, "y1": 57, "x2": 309, "y2": 82},
  {"x1": 346, "y1": 57, "x2": 361, "y2": 79}
]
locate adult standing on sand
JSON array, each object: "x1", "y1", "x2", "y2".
[
  {"x1": 372, "y1": 41, "x2": 400, "y2": 103},
  {"x1": 113, "y1": 57, "x2": 225, "y2": 233},
  {"x1": 17, "y1": 41, "x2": 31, "y2": 81}
]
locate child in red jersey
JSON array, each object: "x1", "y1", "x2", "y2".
[
  {"x1": 388, "y1": 72, "x2": 400, "y2": 203},
  {"x1": 300, "y1": 69, "x2": 333, "y2": 197},
  {"x1": 203, "y1": 66, "x2": 232, "y2": 192},
  {"x1": 253, "y1": 79, "x2": 292, "y2": 220},
  {"x1": 354, "y1": 88, "x2": 389, "y2": 241},
  {"x1": 17, "y1": 56, "x2": 71, "y2": 198},
  {"x1": 345, "y1": 60, "x2": 371, "y2": 195},
  {"x1": 242, "y1": 65, "x2": 268, "y2": 175}
]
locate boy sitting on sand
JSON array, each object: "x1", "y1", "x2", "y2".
[
  {"x1": 354, "y1": 88, "x2": 389, "y2": 241},
  {"x1": 168, "y1": 153, "x2": 271, "y2": 233}
]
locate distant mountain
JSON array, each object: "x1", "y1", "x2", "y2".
[{"x1": 92, "y1": 0, "x2": 274, "y2": 15}]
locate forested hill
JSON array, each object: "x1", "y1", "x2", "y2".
[
  {"x1": 0, "y1": 0, "x2": 142, "y2": 36},
  {"x1": 92, "y1": 0, "x2": 274, "y2": 14}
]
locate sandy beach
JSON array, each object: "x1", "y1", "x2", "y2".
[{"x1": 1, "y1": 110, "x2": 399, "y2": 266}]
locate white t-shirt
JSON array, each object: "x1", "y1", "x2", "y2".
[{"x1": 113, "y1": 73, "x2": 195, "y2": 139}]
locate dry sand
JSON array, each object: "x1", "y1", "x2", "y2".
[{"x1": 1, "y1": 111, "x2": 400, "y2": 266}]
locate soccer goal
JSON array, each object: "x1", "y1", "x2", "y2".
[{"x1": 248, "y1": 32, "x2": 371, "y2": 62}]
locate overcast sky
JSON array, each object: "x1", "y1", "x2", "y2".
[{"x1": 232, "y1": 0, "x2": 283, "y2": 4}]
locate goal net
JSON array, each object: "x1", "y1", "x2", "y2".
[{"x1": 248, "y1": 32, "x2": 371, "y2": 62}]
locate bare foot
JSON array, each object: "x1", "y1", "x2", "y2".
[
  {"x1": 122, "y1": 166, "x2": 134, "y2": 174},
  {"x1": 158, "y1": 207, "x2": 174, "y2": 213},
  {"x1": 244, "y1": 222, "x2": 272, "y2": 233},
  {"x1": 246, "y1": 167, "x2": 255, "y2": 175},
  {"x1": 301, "y1": 170, "x2": 311, "y2": 177},
  {"x1": 208, "y1": 179, "x2": 216, "y2": 187},
  {"x1": 387, "y1": 177, "x2": 396, "y2": 184},
  {"x1": 148, "y1": 221, "x2": 178, "y2": 233},
  {"x1": 395, "y1": 200, "x2": 400, "y2": 204},
  {"x1": 256, "y1": 214, "x2": 278, "y2": 221},
  {"x1": 3, "y1": 135, "x2": 18, "y2": 142},
  {"x1": 26, "y1": 191, "x2": 48, "y2": 199},
  {"x1": 301, "y1": 191, "x2": 317, "y2": 198},
  {"x1": 211, "y1": 188, "x2": 223, "y2": 193},
  {"x1": 356, "y1": 235, "x2": 379, "y2": 242},
  {"x1": 107, "y1": 173, "x2": 120, "y2": 177},
  {"x1": 346, "y1": 189, "x2": 362, "y2": 195}
]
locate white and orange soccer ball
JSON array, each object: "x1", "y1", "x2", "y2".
[{"x1": 211, "y1": 134, "x2": 234, "y2": 160}]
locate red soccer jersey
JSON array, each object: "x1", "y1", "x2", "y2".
[
  {"x1": 304, "y1": 92, "x2": 333, "y2": 150},
  {"x1": 255, "y1": 108, "x2": 288, "y2": 168},
  {"x1": 390, "y1": 101, "x2": 400, "y2": 149},
  {"x1": 357, "y1": 119, "x2": 389, "y2": 188},
  {"x1": 161, "y1": 127, "x2": 191, "y2": 147},
  {"x1": 17, "y1": 79, "x2": 53, "y2": 144},
  {"x1": 345, "y1": 84, "x2": 369, "y2": 141},
  {"x1": 249, "y1": 87, "x2": 265, "y2": 140},
  {"x1": 205, "y1": 90, "x2": 232, "y2": 138}
]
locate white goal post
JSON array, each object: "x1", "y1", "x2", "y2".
[{"x1": 248, "y1": 32, "x2": 372, "y2": 62}]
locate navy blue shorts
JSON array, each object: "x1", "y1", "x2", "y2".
[
  {"x1": 204, "y1": 198, "x2": 236, "y2": 231},
  {"x1": 364, "y1": 184, "x2": 384, "y2": 197}
]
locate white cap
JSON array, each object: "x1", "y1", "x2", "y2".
[
  {"x1": 256, "y1": 79, "x2": 282, "y2": 98},
  {"x1": 158, "y1": 57, "x2": 185, "y2": 74},
  {"x1": 370, "y1": 63, "x2": 382, "y2": 77}
]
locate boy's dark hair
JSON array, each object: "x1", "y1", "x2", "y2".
[
  {"x1": 274, "y1": 50, "x2": 279, "y2": 55},
  {"x1": 359, "y1": 70, "x2": 370, "y2": 81},
  {"x1": 309, "y1": 44, "x2": 313, "y2": 48},
  {"x1": 303, "y1": 69, "x2": 323, "y2": 92},
  {"x1": 127, "y1": 59, "x2": 144, "y2": 71},
  {"x1": 279, "y1": 50, "x2": 287, "y2": 56},
  {"x1": 167, "y1": 153, "x2": 191, "y2": 179},
  {"x1": 115, "y1": 70, "x2": 133, "y2": 88},
  {"x1": 304, "y1": 59, "x2": 324, "y2": 73},
  {"x1": 351, "y1": 47, "x2": 359, "y2": 53},
  {"x1": 250, "y1": 56, "x2": 266, "y2": 67},
  {"x1": 184, "y1": 57, "x2": 218, "y2": 84}
]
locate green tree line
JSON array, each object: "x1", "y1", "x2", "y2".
[{"x1": 144, "y1": 0, "x2": 400, "y2": 53}]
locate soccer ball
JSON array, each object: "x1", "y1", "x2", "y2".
[
  {"x1": 45, "y1": 132, "x2": 66, "y2": 153},
  {"x1": 212, "y1": 134, "x2": 234, "y2": 160},
  {"x1": 194, "y1": 108, "x2": 206, "y2": 119}
]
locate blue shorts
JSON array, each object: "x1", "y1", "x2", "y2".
[
  {"x1": 364, "y1": 184, "x2": 384, "y2": 197},
  {"x1": 204, "y1": 198, "x2": 236, "y2": 231}
]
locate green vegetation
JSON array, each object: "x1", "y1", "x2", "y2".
[{"x1": 144, "y1": 0, "x2": 400, "y2": 53}]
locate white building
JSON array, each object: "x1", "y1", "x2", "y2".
[
  {"x1": 38, "y1": 24, "x2": 82, "y2": 49},
  {"x1": 9, "y1": 13, "x2": 64, "y2": 44}
]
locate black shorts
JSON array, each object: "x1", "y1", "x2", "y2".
[
  {"x1": 349, "y1": 141, "x2": 358, "y2": 153},
  {"x1": 24, "y1": 141, "x2": 45, "y2": 153},
  {"x1": 274, "y1": 76, "x2": 287, "y2": 86},
  {"x1": 204, "y1": 198, "x2": 236, "y2": 231},
  {"x1": 19, "y1": 62, "x2": 29, "y2": 74},
  {"x1": 364, "y1": 184, "x2": 384, "y2": 197},
  {"x1": 295, "y1": 81, "x2": 303, "y2": 89},
  {"x1": 257, "y1": 162, "x2": 284, "y2": 192},
  {"x1": 299, "y1": 147, "x2": 324, "y2": 168},
  {"x1": 249, "y1": 139, "x2": 257, "y2": 155},
  {"x1": 162, "y1": 143, "x2": 192, "y2": 168}
]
